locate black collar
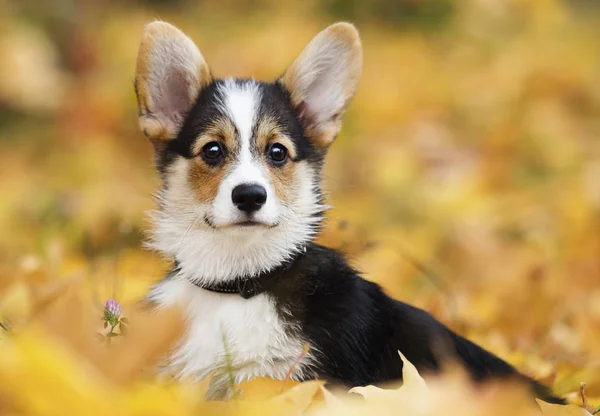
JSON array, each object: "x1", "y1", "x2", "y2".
[{"x1": 174, "y1": 257, "x2": 296, "y2": 299}]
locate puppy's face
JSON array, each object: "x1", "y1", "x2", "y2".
[
  {"x1": 135, "y1": 22, "x2": 362, "y2": 283},
  {"x1": 168, "y1": 79, "x2": 320, "y2": 231}
]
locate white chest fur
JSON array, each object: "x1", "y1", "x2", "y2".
[{"x1": 148, "y1": 277, "x2": 310, "y2": 386}]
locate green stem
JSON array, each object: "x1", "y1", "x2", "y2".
[
  {"x1": 221, "y1": 330, "x2": 235, "y2": 391},
  {"x1": 106, "y1": 322, "x2": 118, "y2": 344}
]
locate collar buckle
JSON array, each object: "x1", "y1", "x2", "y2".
[{"x1": 237, "y1": 280, "x2": 257, "y2": 299}]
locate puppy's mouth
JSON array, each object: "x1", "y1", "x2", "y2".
[
  {"x1": 204, "y1": 216, "x2": 278, "y2": 230},
  {"x1": 234, "y1": 220, "x2": 265, "y2": 227}
]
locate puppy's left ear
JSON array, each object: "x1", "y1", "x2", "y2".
[{"x1": 279, "y1": 23, "x2": 362, "y2": 150}]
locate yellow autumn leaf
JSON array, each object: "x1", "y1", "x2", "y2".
[
  {"x1": 398, "y1": 351, "x2": 427, "y2": 390},
  {"x1": 349, "y1": 351, "x2": 427, "y2": 400},
  {"x1": 0, "y1": 281, "x2": 32, "y2": 322},
  {"x1": 236, "y1": 376, "x2": 301, "y2": 401},
  {"x1": 538, "y1": 401, "x2": 593, "y2": 416},
  {"x1": 0, "y1": 328, "x2": 114, "y2": 416},
  {"x1": 265, "y1": 380, "x2": 325, "y2": 415}
]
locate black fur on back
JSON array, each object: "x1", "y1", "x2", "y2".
[{"x1": 265, "y1": 243, "x2": 565, "y2": 404}]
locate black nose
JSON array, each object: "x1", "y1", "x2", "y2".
[{"x1": 231, "y1": 184, "x2": 267, "y2": 213}]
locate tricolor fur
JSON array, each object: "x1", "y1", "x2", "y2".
[{"x1": 134, "y1": 21, "x2": 563, "y2": 403}]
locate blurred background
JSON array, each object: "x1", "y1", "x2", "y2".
[{"x1": 1, "y1": 0, "x2": 599, "y2": 399}]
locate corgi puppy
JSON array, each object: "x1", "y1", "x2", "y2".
[{"x1": 134, "y1": 21, "x2": 563, "y2": 403}]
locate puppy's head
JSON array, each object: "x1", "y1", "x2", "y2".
[{"x1": 135, "y1": 21, "x2": 362, "y2": 283}]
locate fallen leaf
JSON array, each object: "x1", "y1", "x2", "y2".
[{"x1": 538, "y1": 400, "x2": 592, "y2": 416}]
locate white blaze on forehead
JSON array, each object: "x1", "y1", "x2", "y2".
[
  {"x1": 217, "y1": 79, "x2": 261, "y2": 157},
  {"x1": 216, "y1": 79, "x2": 263, "y2": 184}
]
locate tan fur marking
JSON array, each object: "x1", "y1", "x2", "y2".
[
  {"x1": 254, "y1": 116, "x2": 298, "y2": 161},
  {"x1": 188, "y1": 157, "x2": 233, "y2": 204},
  {"x1": 266, "y1": 158, "x2": 298, "y2": 205},
  {"x1": 303, "y1": 122, "x2": 339, "y2": 151},
  {"x1": 191, "y1": 119, "x2": 238, "y2": 157}
]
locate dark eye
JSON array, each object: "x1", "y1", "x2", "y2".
[
  {"x1": 267, "y1": 143, "x2": 288, "y2": 165},
  {"x1": 201, "y1": 142, "x2": 224, "y2": 164}
]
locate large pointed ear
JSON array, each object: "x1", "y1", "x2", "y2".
[
  {"x1": 135, "y1": 21, "x2": 211, "y2": 146},
  {"x1": 279, "y1": 23, "x2": 362, "y2": 150}
]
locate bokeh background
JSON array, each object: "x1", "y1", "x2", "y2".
[{"x1": 1, "y1": 0, "x2": 600, "y2": 405}]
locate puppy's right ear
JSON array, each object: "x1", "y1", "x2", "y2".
[{"x1": 135, "y1": 21, "x2": 211, "y2": 147}]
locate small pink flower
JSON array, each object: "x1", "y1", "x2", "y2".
[
  {"x1": 104, "y1": 299, "x2": 122, "y2": 326},
  {"x1": 105, "y1": 299, "x2": 122, "y2": 317}
]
